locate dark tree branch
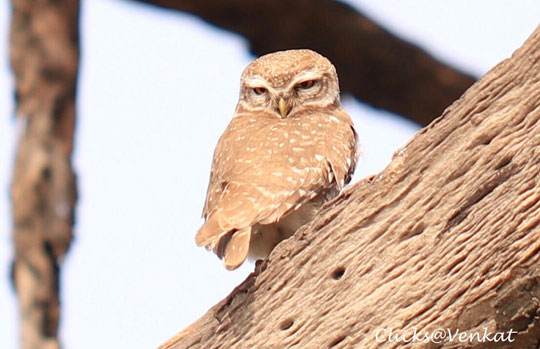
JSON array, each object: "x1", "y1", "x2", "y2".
[
  {"x1": 9, "y1": 0, "x2": 79, "y2": 348},
  {"x1": 127, "y1": 0, "x2": 476, "y2": 126}
]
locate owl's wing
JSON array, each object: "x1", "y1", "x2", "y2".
[
  {"x1": 326, "y1": 112, "x2": 359, "y2": 190},
  {"x1": 198, "y1": 116, "x2": 269, "y2": 269},
  {"x1": 201, "y1": 116, "x2": 255, "y2": 220}
]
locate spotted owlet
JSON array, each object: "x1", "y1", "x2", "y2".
[{"x1": 196, "y1": 49, "x2": 358, "y2": 270}]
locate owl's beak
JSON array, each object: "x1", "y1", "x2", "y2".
[{"x1": 278, "y1": 98, "x2": 290, "y2": 118}]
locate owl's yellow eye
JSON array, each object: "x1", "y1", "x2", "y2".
[
  {"x1": 295, "y1": 80, "x2": 317, "y2": 90},
  {"x1": 253, "y1": 87, "x2": 267, "y2": 95}
]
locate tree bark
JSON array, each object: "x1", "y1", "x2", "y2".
[
  {"x1": 9, "y1": 0, "x2": 79, "y2": 348},
  {"x1": 127, "y1": 0, "x2": 476, "y2": 126},
  {"x1": 161, "y1": 25, "x2": 540, "y2": 349}
]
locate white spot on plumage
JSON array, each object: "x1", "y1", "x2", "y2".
[
  {"x1": 290, "y1": 138, "x2": 296, "y2": 143},
  {"x1": 329, "y1": 115, "x2": 339, "y2": 123},
  {"x1": 291, "y1": 167, "x2": 305, "y2": 175},
  {"x1": 332, "y1": 146, "x2": 342, "y2": 156},
  {"x1": 314, "y1": 154, "x2": 324, "y2": 161}
]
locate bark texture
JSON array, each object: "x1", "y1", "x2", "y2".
[
  {"x1": 9, "y1": 0, "x2": 79, "y2": 348},
  {"x1": 129, "y1": 0, "x2": 476, "y2": 126},
  {"x1": 162, "y1": 25, "x2": 540, "y2": 349}
]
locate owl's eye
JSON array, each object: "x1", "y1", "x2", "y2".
[
  {"x1": 295, "y1": 80, "x2": 317, "y2": 90},
  {"x1": 253, "y1": 87, "x2": 267, "y2": 95}
]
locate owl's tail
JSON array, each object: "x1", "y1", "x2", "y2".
[
  {"x1": 196, "y1": 214, "x2": 252, "y2": 270},
  {"x1": 223, "y1": 227, "x2": 252, "y2": 270}
]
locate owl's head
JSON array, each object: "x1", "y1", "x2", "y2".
[{"x1": 237, "y1": 49, "x2": 341, "y2": 119}]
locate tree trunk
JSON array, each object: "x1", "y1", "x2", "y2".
[
  {"x1": 161, "y1": 25, "x2": 540, "y2": 349},
  {"x1": 128, "y1": 0, "x2": 476, "y2": 126},
  {"x1": 9, "y1": 0, "x2": 79, "y2": 348}
]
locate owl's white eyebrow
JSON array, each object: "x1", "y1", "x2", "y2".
[
  {"x1": 288, "y1": 71, "x2": 321, "y2": 88},
  {"x1": 245, "y1": 77, "x2": 271, "y2": 89}
]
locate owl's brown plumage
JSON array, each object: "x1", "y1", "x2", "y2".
[{"x1": 196, "y1": 49, "x2": 358, "y2": 269}]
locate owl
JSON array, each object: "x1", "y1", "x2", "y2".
[{"x1": 196, "y1": 49, "x2": 358, "y2": 270}]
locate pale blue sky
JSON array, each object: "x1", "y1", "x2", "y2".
[{"x1": 0, "y1": 1, "x2": 538, "y2": 348}]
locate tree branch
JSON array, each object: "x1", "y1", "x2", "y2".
[
  {"x1": 126, "y1": 0, "x2": 476, "y2": 126},
  {"x1": 9, "y1": 0, "x2": 79, "y2": 348},
  {"x1": 161, "y1": 25, "x2": 540, "y2": 348}
]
